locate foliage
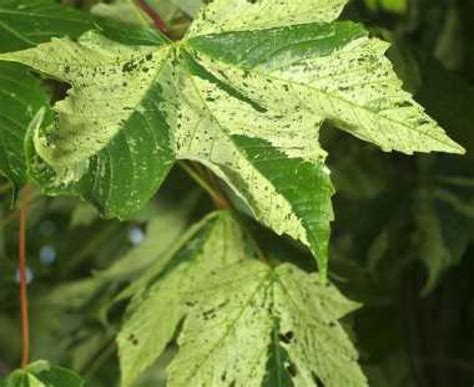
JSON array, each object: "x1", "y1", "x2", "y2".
[
  {"x1": 0, "y1": 360, "x2": 84, "y2": 387},
  {"x1": 0, "y1": 0, "x2": 473, "y2": 386}
]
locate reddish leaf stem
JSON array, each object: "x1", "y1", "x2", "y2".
[
  {"x1": 135, "y1": 0, "x2": 168, "y2": 34},
  {"x1": 18, "y1": 185, "x2": 30, "y2": 368}
]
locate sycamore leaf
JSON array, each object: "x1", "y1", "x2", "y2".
[
  {"x1": 0, "y1": 62, "x2": 48, "y2": 186},
  {"x1": 118, "y1": 211, "x2": 366, "y2": 387},
  {"x1": 168, "y1": 260, "x2": 366, "y2": 387},
  {"x1": 0, "y1": 0, "x2": 463, "y2": 274},
  {"x1": 117, "y1": 211, "x2": 251, "y2": 387}
]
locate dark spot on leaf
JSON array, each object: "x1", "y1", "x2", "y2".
[
  {"x1": 312, "y1": 372, "x2": 324, "y2": 387},
  {"x1": 286, "y1": 362, "x2": 297, "y2": 377},
  {"x1": 279, "y1": 331, "x2": 294, "y2": 344},
  {"x1": 128, "y1": 334, "x2": 139, "y2": 346},
  {"x1": 122, "y1": 61, "x2": 136, "y2": 73}
]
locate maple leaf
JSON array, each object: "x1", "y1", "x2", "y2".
[
  {"x1": 0, "y1": 0, "x2": 463, "y2": 275},
  {"x1": 117, "y1": 211, "x2": 367, "y2": 387}
]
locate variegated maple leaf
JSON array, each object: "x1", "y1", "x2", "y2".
[{"x1": 0, "y1": 0, "x2": 463, "y2": 274}]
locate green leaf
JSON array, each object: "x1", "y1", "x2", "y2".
[
  {"x1": 0, "y1": 0, "x2": 137, "y2": 187},
  {"x1": 117, "y1": 211, "x2": 250, "y2": 387},
  {"x1": 118, "y1": 211, "x2": 366, "y2": 386},
  {"x1": 187, "y1": 0, "x2": 349, "y2": 36},
  {"x1": 365, "y1": 0, "x2": 407, "y2": 13},
  {"x1": 0, "y1": 0, "x2": 145, "y2": 50},
  {"x1": 0, "y1": 0, "x2": 463, "y2": 274},
  {"x1": 168, "y1": 260, "x2": 366, "y2": 387},
  {"x1": 0, "y1": 62, "x2": 48, "y2": 186},
  {"x1": 7, "y1": 30, "x2": 172, "y2": 218},
  {"x1": 414, "y1": 187, "x2": 453, "y2": 293},
  {"x1": 0, "y1": 372, "x2": 44, "y2": 387},
  {"x1": 1, "y1": 361, "x2": 84, "y2": 387},
  {"x1": 413, "y1": 182, "x2": 470, "y2": 294}
]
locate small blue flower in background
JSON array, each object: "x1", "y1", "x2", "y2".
[
  {"x1": 128, "y1": 226, "x2": 145, "y2": 245},
  {"x1": 40, "y1": 245, "x2": 57, "y2": 265}
]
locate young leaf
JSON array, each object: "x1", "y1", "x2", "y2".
[
  {"x1": 168, "y1": 260, "x2": 367, "y2": 387},
  {"x1": 0, "y1": 361, "x2": 84, "y2": 387},
  {"x1": 0, "y1": 0, "x2": 463, "y2": 274},
  {"x1": 117, "y1": 211, "x2": 251, "y2": 387}
]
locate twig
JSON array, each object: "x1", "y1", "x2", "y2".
[
  {"x1": 18, "y1": 185, "x2": 31, "y2": 368},
  {"x1": 134, "y1": 0, "x2": 168, "y2": 33}
]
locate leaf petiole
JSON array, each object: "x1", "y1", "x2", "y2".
[
  {"x1": 178, "y1": 161, "x2": 230, "y2": 209},
  {"x1": 18, "y1": 184, "x2": 31, "y2": 368}
]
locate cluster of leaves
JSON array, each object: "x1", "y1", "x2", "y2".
[{"x1": 0, "y1": 0, "x2": 473, "y2": 386}]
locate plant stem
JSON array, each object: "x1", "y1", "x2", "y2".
[
  {"x1": 178, "y1": 161, "x2": 230, "y2": 209},
  {"x1": 18, "y1": 185, "x2": 30, "y2": 368},
  {"x1": 134, "y1": 0, "x2": 168, "y2": 34}
]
